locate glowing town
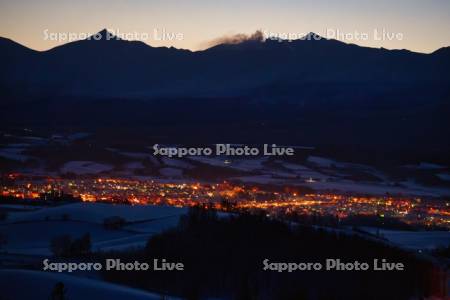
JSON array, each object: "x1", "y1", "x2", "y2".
[{"x1": 1, "y1": 173, "x2": 449, "y2": 229}]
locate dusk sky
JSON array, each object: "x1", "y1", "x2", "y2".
[{"x1": 1, "y1": 0, "x2": 450, "y2": 53}]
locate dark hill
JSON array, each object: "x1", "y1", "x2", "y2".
[
  {"x1": 0, "y1": 30, "x2": 449, "y2": 164},
  {"x1": 1, "y1": 30, "x2": 449, "y2": 98}
]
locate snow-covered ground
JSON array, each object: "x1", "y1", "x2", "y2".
[
  {"x1": 437, "y1": 173, "x2": 450, "y2": 182},
  {"x1": 307, "y1": 156, "x2": 336, "y2": 168},
  {"x1": 231, "y1": 174, "x2": 450, "y2": 196},
  {"x1": 67, "y1": 132, "x2": 91, "y2": 141},
  {"x1": 1, "y1": 203, "x2": 187, "y2": 255},
  {"x1": 404, "y1": 162, "x2": 447, "y2": 170},
  {"x1": 61, "y1": 161, "x2": 113, "y2": 175},
  {"x1": 0, "y1": 204, "x2": 43, "y2": 211},
  {"x1": 2, "y1": 139, "x2": 448, "y2": 197},
  {"x1": 227, "y1": 155, "x2": 450, "y2": 197},
  {"x1": 187, "y1": 155, "x2": 450, "y2": 196},
  {"x1": 7, "y1": 202, "x2": 187, "y2": 223},
  {"x1": 360, "y1": 227, "x2": 450, "y2": 250},
  {"x1": 0, "y1": 221, "x2": 131, "y2": 255},
  {"x1": 188, "y1": 156, "x2": 267, "y2": 172},
  {"x1": 0, "y1": 269, "x2": 180, "y2": 300},
  {"x1": 0, "y1": 203, "x2": 189, "y2": 298},
  {"x1": 305, "y1": 180, "x2": 450, "y2": 197},
  {"x1": 279, "y1": 161, "x2": 333, "y2": 180},
  {"x1": 0, "y1": 144, "x2": 30, "y2": 161}
]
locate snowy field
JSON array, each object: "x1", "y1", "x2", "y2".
[
  {"x1": 0, "y1": 269, "x2": 181, "y2": 300},
  {"x1": 188, "y1": 156, "x2": 268, "y2": 172},
  {"x1": 7, "y1": 202, "x2": 187, "y2": 223},
  {"x1": 361, "y1": 227, "x2": 450, "y2": 250},
  {"x1": 1, "y1": 203, "x2": 187, "y2": 255},
  {"x1": 182, "y1": 155, "x2": 450, "y2": 197},
  {"x1": 0, "y1": 144, "x2": 30, "y2": 161},
  {"x1": 0, "y1": 204, "x2": 44, "y2": 211},
  {"x1": 0, "y1": 221, "x2": 131, "y2": 255},
  {"x1": 231, "y1": 175, "x2": 450, "y2": 197},
  {"x1": 0, "y1": 203, "x2": 189, "y2": 298}
]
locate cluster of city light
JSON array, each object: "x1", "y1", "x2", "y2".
[{"x1": 1, "y1": 174, "x2": 449, "y2": 228}]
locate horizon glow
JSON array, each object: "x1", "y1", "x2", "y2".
[{"x1": 0, "y1": 0, "x2": 450, "y2": 53}]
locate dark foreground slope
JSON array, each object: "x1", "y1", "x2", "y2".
[{"x1": 100, "y1": 209, "x2": 444, "y2": 300}]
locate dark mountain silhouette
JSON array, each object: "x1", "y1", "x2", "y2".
[
  {"x1": 0, "y1": 30, "x2": 449, "y2": 164},
  {"x1": 1, "y1": 29, "x2": 449, "y2": 99}
]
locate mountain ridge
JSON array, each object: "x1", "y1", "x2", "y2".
[
  {"x1": 0, "y1": 29, "x2": 449, "y2": 100},
  {"x1": 1, "y1": 29, "x2": 449, "y2": 54},
  {"x1": 0, "y1": 30, "x2": 449, "y2": 163}
]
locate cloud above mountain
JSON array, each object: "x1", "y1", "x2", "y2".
[{"x1": 201, "y1": 30, "x2": 265, "y2": 49}]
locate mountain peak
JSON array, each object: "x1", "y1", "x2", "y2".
[
  {"x1": 97, "y1": 28, "x2": 109, "y2": 35},
  {"x1": 432, "y1": 46, "x2": 450, "y2": 56},
  {"x1": 90, "y1": 29, "x2": 120, "y2": 41},
  {"x1": 301, "y1": 32, "x2": 325, "y2": 41}
]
